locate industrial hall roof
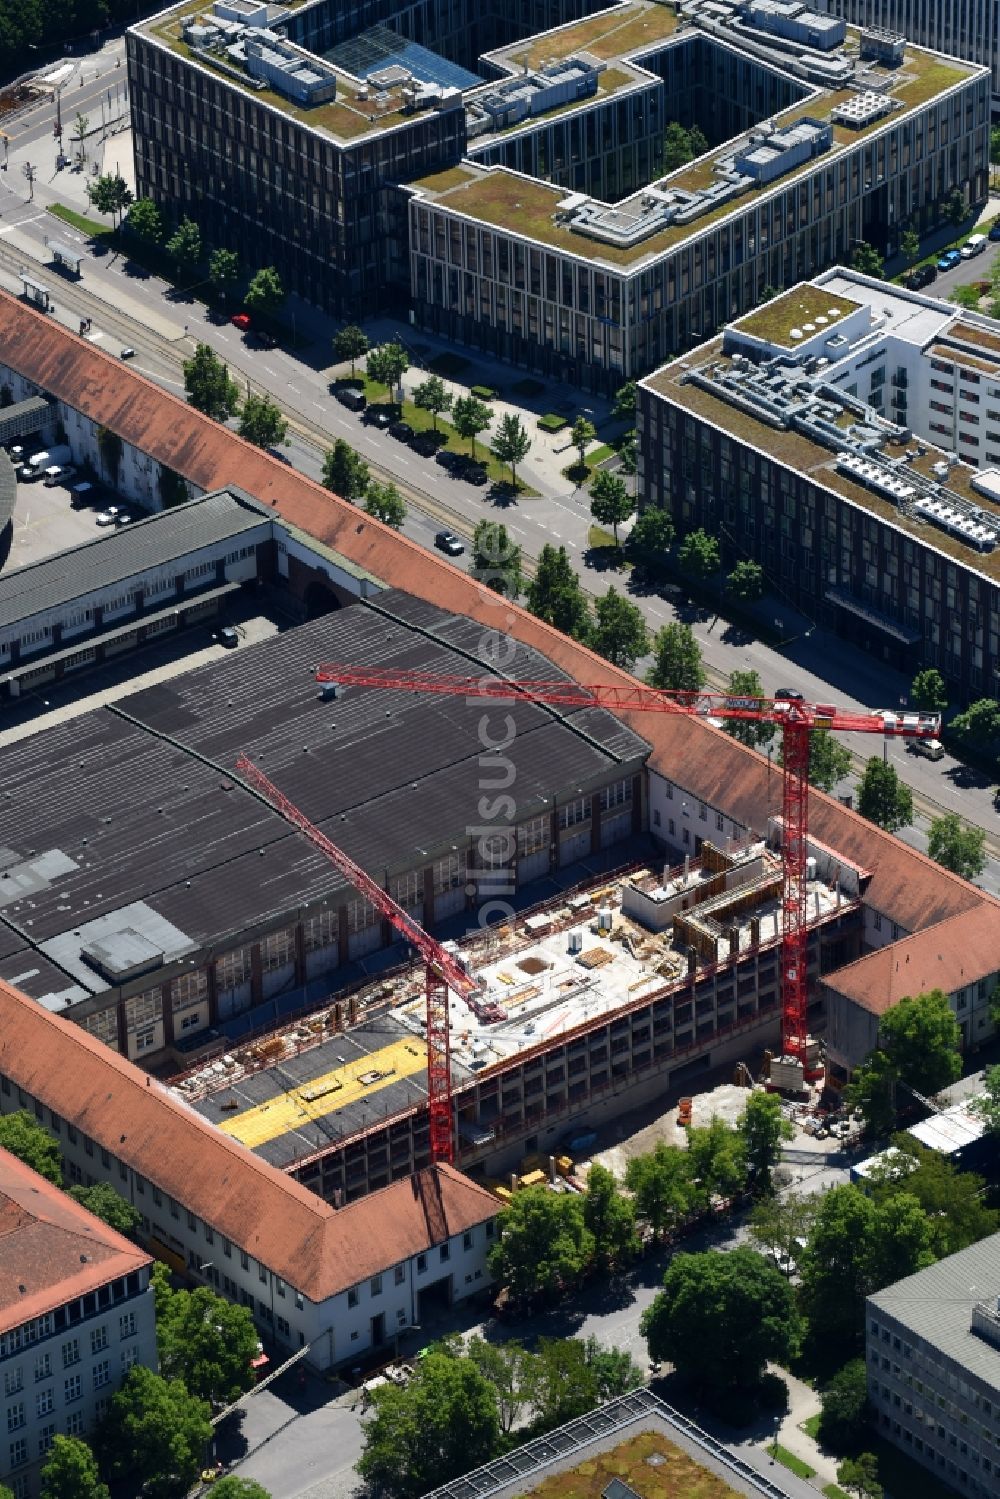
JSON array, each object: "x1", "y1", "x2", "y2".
[
  {"x1": 0, "y1": 590, "x2": 648, "y2": 1004},
  {"x1": 0, "y1": 979, "x2": 497, "y2": 1303},
  {"x1": 0, "y1": 1144, "x2": 152, "y2": 1334},
  {"x1": 0, "y1": 290, "x2": 996, "y2": 961},
  {"x1": 0, "y1": 488, "x2": 270, "y2": 631}
]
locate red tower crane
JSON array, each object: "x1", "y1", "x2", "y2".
[
  {"x1": 234, "y1": 752, "x2": 483, "y2": 1164},
  {"x1": 313, "y1": 665, "x2": 942, "y2": 1077}
]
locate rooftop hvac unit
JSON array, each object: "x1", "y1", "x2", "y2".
[{"x1": 568, "y1": 930, "x2": 583, "y2": 954}]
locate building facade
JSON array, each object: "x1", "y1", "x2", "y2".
[
  {"x1": 867, "y1": 1233, "x2": 1000, "y2": 1497},
  {"x1": 0, "y1": 1149, "x2": 156, "y2": 1499},
  {"x1": 637, "y1": 269, "x2": 1000, "y2": 701}
]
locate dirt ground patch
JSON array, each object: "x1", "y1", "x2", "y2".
[{"x1": 593, "y1": 1081, "x2": 756, "y2": 1180}]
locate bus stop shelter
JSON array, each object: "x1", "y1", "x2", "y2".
[
  {"x1": 18, "y1": 271, "x2": 51, "y2": 310},
  {"x1": 45, "y1": 237, "x2": 82, "y2": 277}
]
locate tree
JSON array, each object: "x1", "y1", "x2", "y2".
[
  {"x1": 972, "y1": 1065, "x2": 1000, "y2": 1137},
  {"x1": 40, "y1": 1435, "x2": 109, "y2": 1499},
  {"x1": 238, "y1": 393, "x2": 287, "y2": 449},
  {"x1": 804, "y1": 728, "x2": 852, "y2": 793},
  {"x1": 817, "y1": 1360, "x2": 870, "y2": 1454},
  {"x1": 900, "y1": 227, "x2": 920, "y2": 267},
  {"x1": 492, "y1": 413, "x2": 532, "y2": 489},
  {"x1": 856, "y1": 756, "x2": 912, "y2": 831},
  {"x1": 837, "y1": 1453, "x2": 883, "y2": 1499},
  {"x1": 618, "y1": 430, "x2": 637, "y2": 487},
  {"x1": 97, "y1": 1366, "x2": 212, "y2": 1499},
  {"x1": 67, "y1": 1184, "x2": 140, "y2": 1238},
  {"x1": 910, "y1": 668, "x2": 947, "y2": 713},
  {"x1": 641, "y1": 1248, "x2": 798, "y2": 1393},
  {"x1": 992, "y1": 125, "x2": 1000, "y2": 164},
  {"x1": 625, "y1": 506, "x2": 674, "y2": 564},
  {"x1": 165, "y1": 216, "x2": 202, "y2": 277},
  {"x1": 530, "y1": 1338, "x2": 599, "y2": 1428},
  {"x1": 183, "y1": 343, "x2": 239, "y2": 421},
  {"x1": 582, "y1": 1163, "x2": 639, "y2": 1270},
  {"x1": 867, "y1": 1137, "x2": 998, "y2": 1257},
  {"x1": 625, "y1": 1143, "x2": 696, "y2": 1241},
  {"x1": 210, "y1": 1482, "x2": 273, "y2": 1499},
  {"x1": 244, "y1": 265, "x2": 285, "y2": 318},
  {"x1": 844, "y1": 1050, "x2": 897, "y2": 1138},
  {"x1": 0, "y1": 1110, "x2": 61, "y2": 1184},
  {"x1": 688, "y1": 124, "x2": 709, "y2": 156},
  {"x1": 452, "y1": 394, "x2": 493, "y2": 458},
  {"x1": 664, "y1": 120, "x2": 694, "y2": 171},
  {"x1": 738, "y1": 1090, "x2": 792, "y2": 1193},
  {"x1": 366, "y1": 341, "x2": 409, "y2": 398},
  {"x1": 591, "y1": 585, "x2": 648, "y2": 669},
  {"x1": 583, "y1": 1336, "x2": 643, "y2": 1401},
  {"x1": 724, "y1": 669, "x2": 774, "y2": 750},
  {"x1": 880, "y1": 988, "x2": 962, "y2": 1096},
  {"x1": 748, "y1": 1193, "x2": 818, "y2": 1265},
  {"x1": 413, "y1": 374, "x2": 452, "y2": 431},
  {"x1": 612, "y1": 380, "x2": 637, "y2": 424},
  {"x1": 465, "y1": 1337, "x2": 535, "y2": 1435},
  {"x1": 209, "y1": 247, "x2": 240, "y2": 300},
  {"x1": 357, "y1": 1351, "x2": 499, "y2": 1498},
  {"x1": 332, "y1": 324, "x2": 369, "y2": 376},
  {"x1": 73, "y1": 112, "x2": 89, "y2": 160},
  {"x1": 471, "y1": 520, "x2": 522, "y2": 599},
  {"x1": 155, "y1": 1283, "x2": 259, "y2": 1406},
  {"x1": 321, "y1": 438, "x2": 370, "y2": 502},
  {"x1": 927, "y1": 812, "x2": 986, "y2": 879},
  {"x1": 364, "y1": 479, "x2": 406, "y2": 529},
  {"x1": 646, "y1": 622, "x2": 705, "y2": 693},
  {"x1": 589, "y1": 469, "x2": 634, "y2": 545},
  {"x1": 850, "y1": 242, "x2": 884, "y2": 277},
  {"x1": 945, "y1": 186, "x2": 967, "y2": 226},
  {"x1": 86, "y1": 172, "x2": 132, "y2": 228},
  {"x1": 726, "y1": 559, "x2": 764, "y2": 601},
  {"x1": 96, "y1": 425, "x2": 123, "y2": 485},
  {"x1": 864, "y1": 1190, "x2": 935, "y2": 1291},
  {"x1": 950, "y1": 696, "x2": 1000, "y2": 752},
  {"x1": 677, "y1": 527, "x2": 720, "y2": 581},
  {"x1": 526, "y1": 544, "x2": 591, "y2": 641},
  {"x1": 488, "y1": 1186, "x2": 594, "y2": 1304},
  {"x1": 570, "y1": 415, "x2": 597, "y2": 470},
  {"x1": 685, "y1": 1115, "x2": 746, "y2": 1208},
  {"x1": 126, "y1": 197, "x2": 163, "y2": 245}
]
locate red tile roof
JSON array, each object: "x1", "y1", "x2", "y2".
[
  {"x1": 820, "y1": 903, "x2": 1000, "y2": 1016},
  {"x1": 0, "y1": 980, "x2": 496, "y2": 1302},
  {"x1": 0, "y1": 1145, "x2": 152, "y2": 1334},
  {"x1": 0, "y1": 289, "x2": 989, "y2": 945}
]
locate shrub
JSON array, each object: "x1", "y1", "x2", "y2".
[{"x1": 538, "y1": 413, "x2": 568, "y2": 433}]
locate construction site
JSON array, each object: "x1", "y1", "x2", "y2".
[{"x1": 174, "y1": 830, "x2": 864, "y2": 1202}]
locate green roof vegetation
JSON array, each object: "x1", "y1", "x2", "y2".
[
  {"x1": 523, "y1": 1428, "x2": 741, "y2": 1499},
  {"x1": 734, "y1": 286, "x2": 860, "y2": 345},
  {"x1": 514, "y1": 1, "x2": 680, "y2": 68}
]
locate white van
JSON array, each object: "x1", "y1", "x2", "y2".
[{"x1": 960, "y1": 233, "x2": 987, "y2": 259}]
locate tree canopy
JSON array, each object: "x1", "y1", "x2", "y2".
[
  {"x1": 86, "y1": 172, "x2": 133, "y2": 228},
  {"x1": 209, "y1": 248, "x2": 240, "y2": 298},
  {"x1": 237, "y1": 393, "x2": 287, "y2": 449},
  {"x1": 487, "y1": 1187, "x2": 594, "y2": 1304},
  {"x1": 582, "y1": 1163, "x2": 639, "y2": 1270},
  {"x1": 492, "y1": 413, "x2": 532, "y2": 488},
  {"x1": 589, "y1": 469, "x2": 634, "y2": 544},
  {"x1": 817, "y1": 1359, "x2": 870, "y2": 1454},
  {"x1": 590, "y1": 586, "x2": 648, "y2": 669},
  {"x1": 209, "y1": 1481, "x2": 273, "y2": 1499},
  {"x1": 726, "y1": 560, "x2": 764, "y2": 601},
  {"x1": 724, "y1": 669, "x2": 774, "y2": 750},
  {"x1": 866, "y1": 1138, "x2": 997, "y2": 1257},
  {"x1": 332, "y1": 324, "x2": 369, "y2": 375},
  {"x1": 526, "y1": 545, "x2": 591, "y2": 642},
  {"x1": 364, "y1": 479, "x2": 407, "y2": 530},
  {"x1": 39, "y1": 1435, "x2": 109, "y2": 1499},
  {"x1": 471, "y1": 520, "x2": 522, "y2": 599},
  {"x1": 183, "y1": 344, "x2": 240, "y2": 422},
  {"x1": 321, "y1": 438, "x2": 370, "y2": 502},
  {"x1": 126, "y1": 198, "x2": 164, "y2": 245},
  {"x1": 67, "y1": 1184, "x2": 140, "y2": 1238},
  {"x1": 625, "y1": 1142, "x2": 697, "y2": 1241},
  {"x1": 0, "y1": 1110, "x2": 62, "y2": 1185},
  {"x1": 452, "y1": 395, "x2": 493, "y2": 457},
  {"x1": 357, "y1": 1351, "x2": 500, "y2": 1498},
  {"x1": 571, "y1": 415, "x2": 596, "y2": 466},
  {"x1": 910, "y1": 668, "x2": 947, "y2": 713},
  {"x1": 880, "y1": 988, "x2": 962, "y2": 1097},
  {"x1": 927, "y1": 813, "x2": 986, "y2": 880},
  {"x1": 97, "y1": 1366, "x2": 212, "y2": 1499},
  {"x1": 366, "y1": 341, "x2": 409, "y2": 395},
  {"x1": 677, "y1": 528, "x2": 720, "y2": 580},
  {"x1": 412, "y1": 375, "x2": 452, "y2": 431},
  {"x1": 856, "y1": 757, "x2": 912, "y2": 831},
  {"x1": 641, "y1": 1247, "x2": 798, "y2": 1392},
  {"x1": 738, "y1": 1090, "x2": 792, "y2": 1193},
  {"x1": 156, "y1": 1282, "x2": 259, "y2": 1407},
  {"x1": 625, "y1": 507, "x2": 674, "y2": 564},
  {"x1": 165, "y1": 216, "x2": 202, "y2": 277},
  {"x1": 645, "y1": 622, "x2": 705, "y2": 692},
  {"x1": 244, "y1": 266, "x2": 285, "y2": 317}
]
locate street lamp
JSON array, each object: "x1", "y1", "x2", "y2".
[{"x1": 770, "y1": 1414, "x2": 781, "y2": 1464}]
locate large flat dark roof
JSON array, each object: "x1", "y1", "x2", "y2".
[{"x1": 0, "y1": 591, "x2": 648, "y2": 1007}]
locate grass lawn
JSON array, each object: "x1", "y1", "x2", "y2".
[
  {"x1": 588, "y1": 524, "x2": 624, "y2": 554},
  {"x1": 524, "y1": 1428, "x2": 741, "y2": 1499},
  {"x1": 538, "y1": 413, "x2": 568, "y2": 433},
  {"x1": 770, "y1": 1444, "x2": 816, "y2": 1479},
  {"x1": 823, "y1": 1486, "x2": 850, "y2": 1499},
  {"x1": 800, "y1": 1414, "x2": 821, "y2": 1440},
  {"x1": 362, "y1": 375, "x2": 537, "y2": 495},
  {"x1": 46, "y1": 203, "x2": 114, "y2": 239}
]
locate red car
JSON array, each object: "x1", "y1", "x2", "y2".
[{"x1": 230, "y1": 312, "x2": 251, "y2": 331}]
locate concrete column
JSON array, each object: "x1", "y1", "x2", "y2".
[
  {"x1": 250, "y1": 943, "x2": 263, "y2": 1007},
  {"x1": 206, "y1": 960, "x2": 219, "y2": 1026},
  {"x1": 160, "y1": 982, "x2": 174, "y2": 1048},
  {"x1": 590, "y1": 793, "x2": 602, "y2": 854},
  {"x1": 293, "y1": 921, "x2": 306, "y2": 986},
  {"x1": 549, "y1": 808, "x2": 560, "y2": 870},
  {"x1": 422, "y1": 867, "x2": 435, "y2": 927},
  {"x1": 116, "y1": 1000, "x2": 128, "y2": 1057}
]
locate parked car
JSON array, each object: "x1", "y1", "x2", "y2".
[
  {"x1": 363, "y1": 408, "x2": 392, "y2": 429},
  {"x1": 906, "y1": 262, "x2": 937, "y2": 290},
  {"x1": 254, "y1": 330, "x2": 277, "y2": 349},
  {"x1": 960, "y1": 233, "x2": 987, "y2": 259},
  {"x1": 17, "y1": 464, "x2": 43, "y2": 483},
  {"x1": 389, "y1": 421, "x2": 414, "y2": 442},
  {"x1": 95, "y1": 510, "x2": 118, "y2": 526},
  {"x1": 230, "y1": 313, "x2": 251, "y2": 331},
  {"x1": 774, "y1": 687, "x2": 804, "y2": 701},
  {"x1": 410, "y1": 432, "x2": 438, "y2": 456},
  {"x1": 936, "y1": 249, "x2": 962, "y2": 271},
  {"x1": 43, "y1": 465, "x2": 73, "y2": 486},
  {"x1": 115, "y1": 510, "x2": 134, "y2": 526},
  {"x1": 335, "y1": 386, "x2": 366, "y2": 412},
  {"x1": 990, "y1": 221, "x2": 1000, "y2": 242},
  {"x1": 464, "y1": 463, "x2": 489, "y2": 486},
  {"x1": 218, "y1": 626, "x2": 239, "y2": 648},
  {"x1": 119, "y1": 347, "x2": 136, "y2": 360},
  {"x1": 434, "y1": 530, "x2": 464, "y2": 556},
  {"x1": 910, "y1": 736, "x2": 945, "y2": 760}
]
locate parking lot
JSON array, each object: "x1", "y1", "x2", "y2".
[{"x1": 2, "y1": 462, "x2": 141, "y2": 573}]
